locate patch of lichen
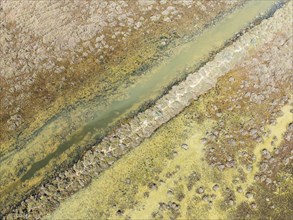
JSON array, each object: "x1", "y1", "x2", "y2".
[
  {"x1": 256, "y1": 176, "x2": 293, "y2": 219},
  {"x1": 192, "y1": 62, "x2": 290, "y2": 165},
  {"x1": 231, "y1": 138, "x2": 293, "y2": 220}
]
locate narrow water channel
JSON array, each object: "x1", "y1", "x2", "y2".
[{"x1": 17, "y1": 0, "x2": 281, "y2": 181}]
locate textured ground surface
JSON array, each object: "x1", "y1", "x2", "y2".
[
  {"x1": 46, "y1": 2, "x2": 293, "y2": 219},
  {"x1": 0, "y1": 0, "x2": 292, "y2": 219}
]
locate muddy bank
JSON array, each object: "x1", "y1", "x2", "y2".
[{"x1": 2, "y1": 1, "x2": 291, "y2": 219}]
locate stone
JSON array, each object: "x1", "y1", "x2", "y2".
[
  {"x1": 251, "y1": 202, "x2": 257, "y2": 209},
  {"x1": 229, "y1": 77, "x2": 235, "y2": 83},
  {"x1": 197, "y1": 187, "x2": 205, "y2": 194},
  {"x1": 212, "y1": 184, "x2": 219, "y2": 191},
  {"x1": 149, "y1": 183, "x2": 158, "y2": 190},
  {"x1": 245, "y1": 192, "x2": 253, "y2": 199},
  {"x1": 181, "y1": 143, "x2": 189, "y2": 150}
]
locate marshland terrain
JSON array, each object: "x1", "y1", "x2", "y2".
[{"x1": 0, "y1": 0, "x2": 292, "y2": 219}]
